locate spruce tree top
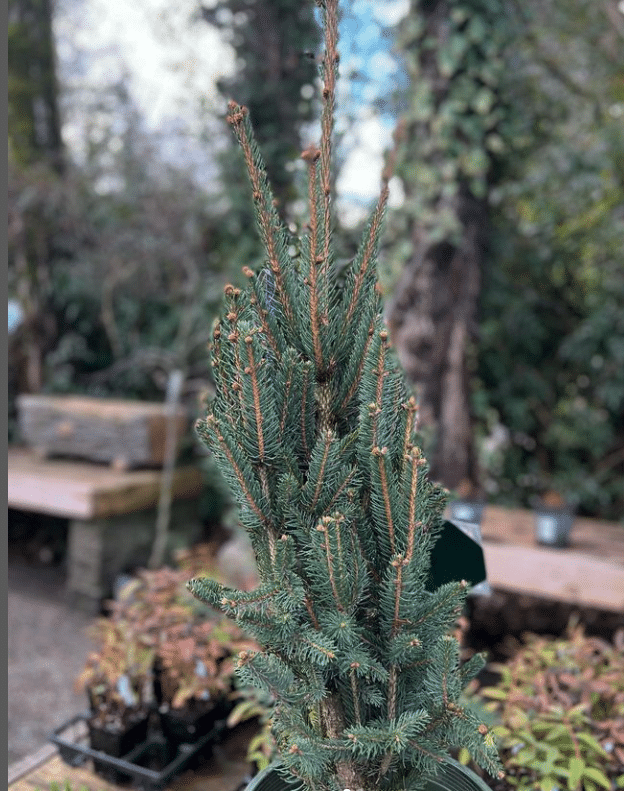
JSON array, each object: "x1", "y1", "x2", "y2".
[{"x1": 189, "y1": 1, "x2": 503, "y2": 789}]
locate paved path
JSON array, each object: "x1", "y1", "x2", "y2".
[{"x1": 8, "y1": 560, "x2": 95, "y2": 766}]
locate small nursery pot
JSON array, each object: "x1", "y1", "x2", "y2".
[
  {"x1": 245, "y1": 760, "x2": 493, "y2": 791},
  {"x1": 449, "y1": 499, "x2": 486, "y2": 526},
  {"x1": 88, "y1": 714, "x2": 150, "y2": 784},
  {"x1": 158, "y1": 700, "x2": 221, "y2": 745},
  {"x1": 533, "y1": 505, "x2": 574, "y2": 548}
]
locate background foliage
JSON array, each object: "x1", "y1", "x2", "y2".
[
  {"x1": 7, "y1": 0, "x2": 624, "y2": 520},
  {"x1": 477, "y1": 623, "x2": 624, "y2": 790},
  {"x1": 383, "y1": 0, "x2": 623, "y2": 517},
  {"x1": 474, "y1": 0, "x2": 624, "y2": 518}
]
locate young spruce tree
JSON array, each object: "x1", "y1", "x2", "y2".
[{"x1": 189, "y1": 1, "x2": 503, "y2": 789}]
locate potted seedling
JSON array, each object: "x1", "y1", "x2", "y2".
[
  {"x1": 108, "y1": 566, "x2": 254, "y2": 747},
  {"x1": 448, "y1": 483, "x2": 487, "y2": 529},
  {"x1": 187, "y1": 2, "x2": 503, "y2": 789},
  {"x1": 74, "y1": 619, "x2": 154, "y2": 783},
  {"x1": 155, "y1": 616, "x2": 253, "y2": 746}
]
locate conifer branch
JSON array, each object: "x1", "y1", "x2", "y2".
[
  {"x1": 301, "y1": 146, "x2": 328, "y2": 373},
  {"x1": 259, "y1": 468, "x2": 277, "y2": 569},
  {"x1": 325, "y1": 467, "x2": 357, "y2": 512},
  {"x1": 372, "y1": 446, "x2": 397, "y2": 555},
  {"x1": 343, "y1": 189, "x2": 389, "y2": 329},
  {"x1": 317, "y1": 0, "x2": 339, "y2": 280},
  {"x1": 244, "y1": 267, "x2": 282, "y2": 358},
  {"x1": 279, "y1": 356, "x2": 296, "y2": 434},
  {"x1": 405, "y1": 448, "x2": 426, "y2": 563},
  {"x1": 387, "y1": 664, "x2": 398, "y2": 723},
  {"x1": 243, "y1": 335, "x2": 266, "y2": 460},
  {"x1": 310, "y1": 431, "x2": 333, "y2": 510},
  {"x1": 218, "y1": 285, "x2": 249, "y2": 426},
  {"x1": 316, "y1": 517, "x2": 345, "y2": 612},
  {"x1": 390, "y1": 558, "x2": 407, "y2": 637},
  {"x1": 300, "y1": 365, "x2": 313, "y2": 456},
  {"x1": 338, "y1": 320, "x2": 376, "y2": 412},
  {"x1": 304, "y1": 596, "x2": 321, "y2": 630},
  {"x1": 370, "y1": 330, "x2": 389, "y2": 449},
  {"x1": 349, "y1": 667, "x2": 362, "y2": 726},
  {"x1": 401, "y1": 396, "x2": 419, "y2": 464},
  {"x1": 226, "y1": 103, "x2": 294, "y2": 326},
  {"x1": 413, "y1": 581, "x2": 468, "y2": 629},
  {"x1": 203, "y1": 414, "x2": 269, "y2": 528},
  {"x1": 190, "y1": 1, "x2": 503, "y2": 785}
]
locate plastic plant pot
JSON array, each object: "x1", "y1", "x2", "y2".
[
  {"x1": 534, "y1": 506, "x2": 574, "y2": 548},
  {"x1": 51, "y1": 712, "x2": 225, "y2": 791},
  {"x1": 88, "y1": 714, "x2": 150, "y2": 783},
  {"x1": 158, "y1": 700, "x2": 220, "y2": 745},
  {"x1": 244, "y1": 760, "x2": 494, "y2": 791}
]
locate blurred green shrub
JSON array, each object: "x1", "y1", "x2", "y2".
[
  {"x1": 226, "y1": 685, "x2": 276, "y2": 773},
  {"x1": 477, "y1": 623, "x2": 624, "y2": 790}
]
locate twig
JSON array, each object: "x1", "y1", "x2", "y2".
[{"x1": 148, "y1": 368, "x2": 185, "y2": 569}]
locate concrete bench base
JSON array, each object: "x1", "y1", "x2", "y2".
[
  {"x1": 9, "y1": 447, "x2": 206, "y2": 613},
  {"x1": 67, "y1": 498, "x2": 204, "y2": 614}
]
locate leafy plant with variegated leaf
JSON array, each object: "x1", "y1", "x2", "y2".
[
  {"x1": 226, "y1": 685, "x2": 276, "y2": 772},
  {"x1": 479, "y1": 623, "x2": 624, "y2": 790},
  {"x1": 75, "y1": 619, "x2": 154, "y2": 731},
  {"x1": 157, "y1": 617, "x2": 254, "y2": 710}
]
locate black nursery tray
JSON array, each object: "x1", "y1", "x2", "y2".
[{"x1": 50, "y1": 713, "x2": 224, "y2": 791}]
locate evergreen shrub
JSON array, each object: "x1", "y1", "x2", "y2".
[{"x1": 188, "y1": 2, "x2": 503, "y2": 789}]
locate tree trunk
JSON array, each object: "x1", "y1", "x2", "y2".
[
  {"x1": 388, "y1": 185, "x2": 486, "y2": 493},
  {"x1": 385, "y1": 0, "x2": 503, "y2": 493}
]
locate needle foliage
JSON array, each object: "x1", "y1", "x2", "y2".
[{"x1": 189, "y1": 2, "x2": 502, "y2": 789}]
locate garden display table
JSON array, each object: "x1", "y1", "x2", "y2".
[
  {"x1": 8, "y1": 447, "x2": 204, "y2": 613},
  {"x1": 476, "y1": 505, "x2": 624, "y2": 613}
]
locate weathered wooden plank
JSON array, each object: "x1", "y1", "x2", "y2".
[
  {"x1": 8, "y1": 448, "x2": 203, "y2": 520},
  {"x1": 480, "y1": 505, "x2": 624, "y2": 563},
  {"x1": 17, "y1": 395, "x2": 188, "y2": 468},
  {"x1": 10, "y1": 754, "x2": 121, "y2": 791},
  {"x1": 484, "y1": 542, "x2": 624, "y2": 613},
  {"x1": 8, "y1": 744, "x2": 58, "y2": 786}
]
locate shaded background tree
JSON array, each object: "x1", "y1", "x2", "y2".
[
  {"x1": 384, "y1": 0, "x2": 515, "y2": 494},
  {"x1": 9, "y1": 0, "x2": 68, "y2": 401},
  {"x1": 8, "y1": 0, "x2": 64, "y2": 172},
  {"x1": 475, "y1": 0, "x2": 624, "y2": 518},
  {"x1": 199, "y1": 0, "x2": 319, "y2": 224},
  {"x1": 383, "y1": 0, "x2": 623, "y2": 518}
]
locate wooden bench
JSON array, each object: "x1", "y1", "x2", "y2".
[
  {"x1": 477, "y1": 505, "x2": 624, "y2": 613},
  {"x1": 8, "y1": 447, "x2": 205, "y2": 613}
]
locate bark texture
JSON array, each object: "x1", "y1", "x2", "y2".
[
  {"x1": 388, "y1": 186, "x2": 487, "y2": 494},
  {"x1": 387, "y1": 0, "x2": 495, "y2": 493}
]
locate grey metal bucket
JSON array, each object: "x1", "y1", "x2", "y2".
[{"x1": 534, "y1": 506, "x2": 574, "y2": 548}]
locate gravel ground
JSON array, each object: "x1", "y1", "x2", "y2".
[{"x1": 8, "y1": 558, "x2": 95, "y2": 767}]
